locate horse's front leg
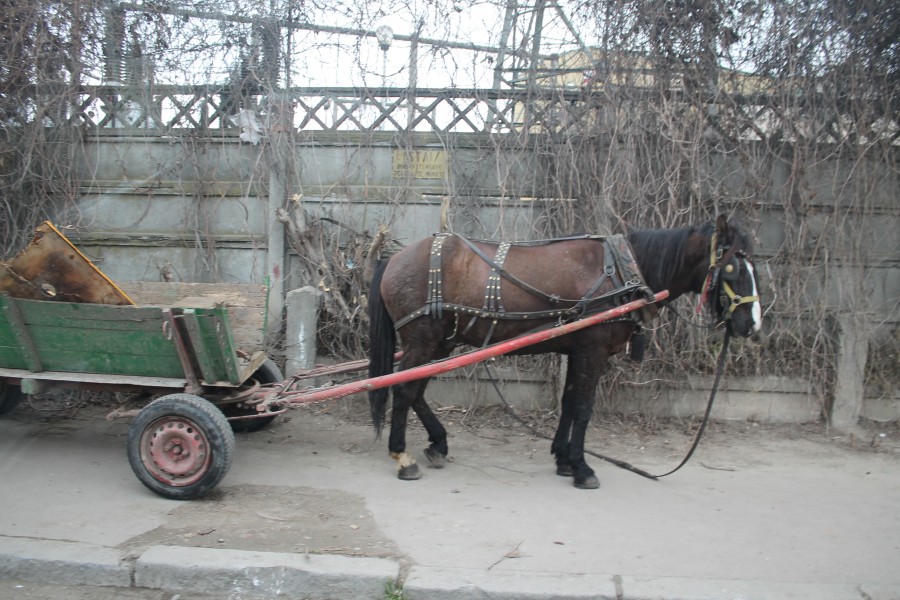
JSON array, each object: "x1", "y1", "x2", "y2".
[
  {"x1": 561, "y1": 351, "x2": 606, "y2": 489},
  {"x1": 551, "y1": 412, "x2": 574, "y2": 476},
  {"x1": 568, "y1": 395, "x2": 600, "y2": 489},
  {"x1": 551, "y1": 356, "x2": 578, "y2": 477},
  {"x1": 388, "y1": 379, "x2": 422, "y2": 480}
]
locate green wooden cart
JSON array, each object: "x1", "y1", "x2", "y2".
[
  {"x1": 0, "y1": 223, "x2": 285, "y2": 500},
  {"x1": 0, "y1": 289, "x2": 284, "y2": 500}
]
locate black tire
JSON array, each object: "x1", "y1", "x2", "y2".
[
  {"x1": 224, "y1": 359, "x2": 284, "y2": 433},
  {"x1": 127, "y1": 394, "x2": 235, "y2": 500},
  {"x1": 0, "y1": 380, "x2": 24, "y2": 417}
]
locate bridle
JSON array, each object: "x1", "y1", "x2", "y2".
[{"x1": 699, "y1": 232, "x2": 760, "y2": 322}]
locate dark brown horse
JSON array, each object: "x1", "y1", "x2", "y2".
[{"x1": 367, "y1": 215, "x2": 761, "y2": 488}]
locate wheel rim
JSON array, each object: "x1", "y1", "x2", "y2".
[{"x1": 140, "y1": 416, "x2": 212, "y2": 487}]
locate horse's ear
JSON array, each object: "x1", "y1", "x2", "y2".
[{"x1": 715, "y1": 214, "x2": 730, "y2": 240}]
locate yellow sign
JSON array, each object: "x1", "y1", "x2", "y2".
[{"x1": 392, "y1": 150, "x2": 448, "y2": 180}]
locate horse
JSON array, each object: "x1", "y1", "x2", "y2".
[{"x1": 367, "y1": 215, "x2": 761, "y2": 489}]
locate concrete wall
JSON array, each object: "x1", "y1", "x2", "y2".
[{"x1": 65, "y1": 130, "x2": 899, "y2": 424}]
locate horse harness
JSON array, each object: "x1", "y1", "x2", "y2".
[{"x1": 395, "y1": 232, "x2": 655, "y2": 348}]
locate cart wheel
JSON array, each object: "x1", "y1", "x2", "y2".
[
  {"x1": 0, "y1": 380, "x2": 24, "y2": 417},
  {"x1": 225, "y1": 359, "x2": 284, "y2": 433},
  {"x1": 127, "y1": 394, "x2": 235, "y2": 500}
]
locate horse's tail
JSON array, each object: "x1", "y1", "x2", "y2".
[{"x1": 367, "y1": 258, "x2": 395, "y2": 439}]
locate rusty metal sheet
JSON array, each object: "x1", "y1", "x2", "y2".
[{"x1": 0, "y1": 222, "x2": 134, "y2": 305}]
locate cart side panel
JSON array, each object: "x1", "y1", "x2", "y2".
[
  {"x1": 2, "y1": 297, "x2": 184, "y2": 377},
  {"x1": 177, "y1": 307, "x2": 242, "y2": 385}
]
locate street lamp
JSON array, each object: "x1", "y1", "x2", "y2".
[{"x1": 375, "y1": 25, "x2": 394, "y2": 52}]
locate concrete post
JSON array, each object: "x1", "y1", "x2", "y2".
[
  {"x1": 284, "y1": 286, "x2": 321, "y2": 376},
  {"x1": 265, "y1": 93, "x2": 291, "y2": 345},
  {"x1": 830, "y1": 313, "x2": 870, "y2": 430}
]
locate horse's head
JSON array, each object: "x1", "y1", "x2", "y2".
[{"x1": 702, "y1": 215, "x2": 762, "y2": 337}]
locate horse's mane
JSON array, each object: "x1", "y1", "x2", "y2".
[{"x1": 627, "y1": 223, "x2": 714, "y2": 291}]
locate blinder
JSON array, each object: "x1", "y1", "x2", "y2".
[{"x1": 721, "y1": 256, "x2": 741, "y2": 283}]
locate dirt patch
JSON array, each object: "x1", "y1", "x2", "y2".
[{"x1": 121, "y1": 483, "x2": 403, "y2": 559}]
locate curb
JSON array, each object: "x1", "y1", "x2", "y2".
[
  {"x1": 2, "y1": 538, "x2": 898, "y2": 600},
  {"x1": 0, "y1": 538, "x2": 131, "y2": 587},
  {"x1": 403, "y1": 566, "x2": 619, "y2": 599},
  {"x1": 136, "y1": 545, "x2": 399, "y2": 598},
  {"x1": 0, "y1": 538, "x2": 399, "y2": 597},
  {"x1": 401, "y1": 565, "x2": 896, "y2": 600}
]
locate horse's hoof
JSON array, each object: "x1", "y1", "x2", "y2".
[
  {"x1": 574, "y1": 474, "x2": 600, "y2": 489},
  {"x1": 398, "y1": 463, "x2": 421, "y2": 480},
  {"x1": 556, "y1": 464, "x2": 574, "y2": 477},
  {"x1": 424, "y1": 447, "x2": 447, "y2": 468}
]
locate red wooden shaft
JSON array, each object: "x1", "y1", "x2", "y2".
[{"x1": 272, "y1": 290, "x2": 668, "y2": 407}]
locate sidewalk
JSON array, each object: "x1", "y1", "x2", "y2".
[{"x1": 1, "y1": 401, "x2": 899, "y2": 599}]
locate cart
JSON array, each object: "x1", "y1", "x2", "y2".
[
  {"x1": 0, "y1": 289, "x2": 287, "y2": 499},
  {"x1": 1, "y1": 223, "x2": 283, "y2": 500},
  {"x1": 1, "y1": 223, "x2": 667, "y2": 501}
]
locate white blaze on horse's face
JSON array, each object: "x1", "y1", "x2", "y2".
[{"x1": 745, "y1": 259, "x2": 762, "y2": 333}]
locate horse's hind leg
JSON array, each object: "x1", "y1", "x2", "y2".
[
  {"x1": 391, "y1": 372, "x2": 450, "y2": 478},
  {"x1": 389, "y1": 378, "x2": 423, "y2": 480},
  {"x1": 411, "y1": 391, "x2": 448, "y2": 468}
]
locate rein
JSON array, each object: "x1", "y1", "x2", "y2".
[
  {"x1": 648, "y1": 327, "x2": 732, "y2": 478},
  {"x1": 486, "y1": 327, "x2": 733, "y2": 481}
]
